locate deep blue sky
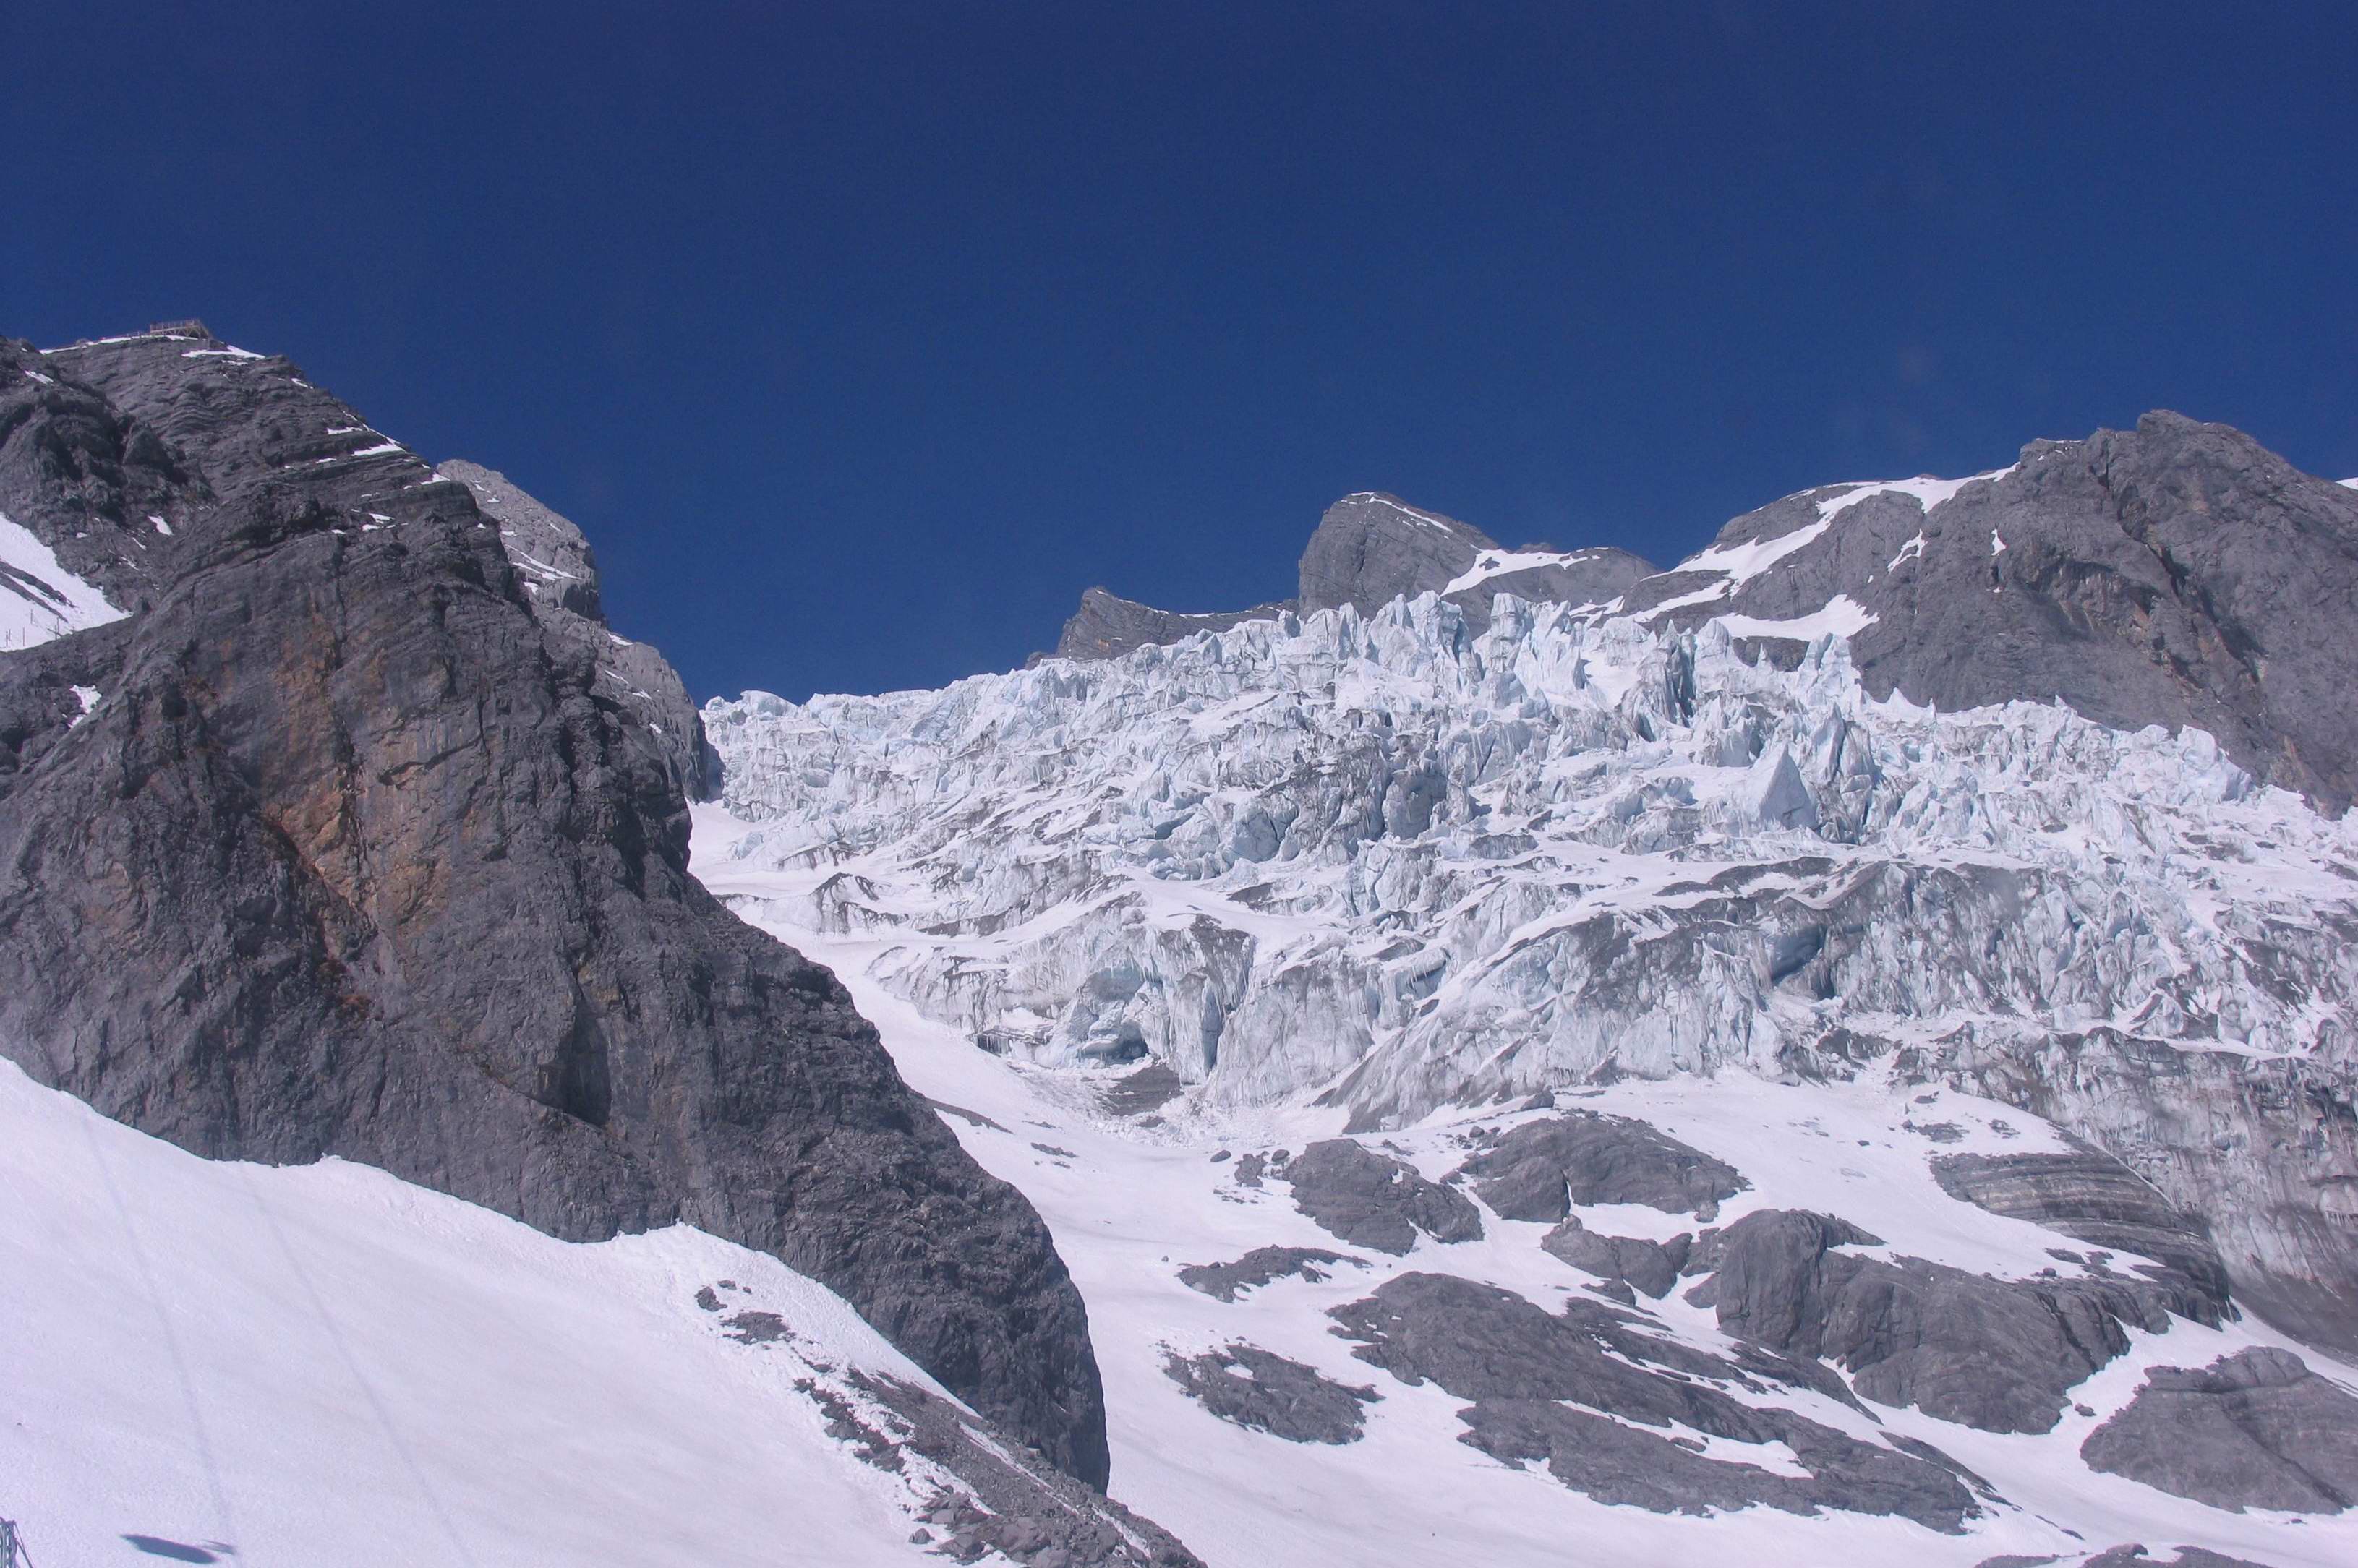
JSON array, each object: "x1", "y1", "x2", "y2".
[{"x1": 5, "y1": 4, "x2": 2351, "y2": 701}]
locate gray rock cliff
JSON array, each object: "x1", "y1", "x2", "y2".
[
  {"x1": 436, "y1": 459, "x2": 716, "y2": 802},
  {"x1": 1050, "y1": 586, "x2": 1295, "y2": 662},
  {"x1": 1628, "y1": 412, "x2": 2358, "y2": 812},
  {"x1": 1297, "y1": 491, "x2": 1654, "y2": 625},
  {"x1": 2080, "y1": 1346, "x2": 2358, "y2": 1512},
  {"x1": 0, "y1": 327, "x2": 1114, "y2": 1488}
]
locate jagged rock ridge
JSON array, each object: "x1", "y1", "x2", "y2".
[
  {"x1": 1050, "y1": 490, "x2": 1656, "y2": 659},
  {"x1": 1622, "y1": 415, "x2": 2358, "y2": 813},
  {"x1": 435, "y1": 459, "x2": 717, "y2": 802}
]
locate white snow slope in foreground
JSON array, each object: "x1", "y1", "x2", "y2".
[{"x1": 0, "y1": 1058, "x2": 957, "y2": 1568}]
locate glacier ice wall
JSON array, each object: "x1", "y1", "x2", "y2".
[{"x1": 703, "y1": 594, "x2": 2358, "y2": 1345}]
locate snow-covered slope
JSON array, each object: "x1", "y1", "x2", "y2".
[
  {"x1": 695, "y1": 815, "x2": 2358, "y2": 1568},
  {"x1": 0, "y1": 1058, "x2": 947, "y2": 1565},
  {"x1": 1, "y1": 1051, "x2": 1216, "y2": 1567},
  {"x1": 0, "y1": 508, "x2": 127, "y2": 651},
  {"x1": 0, "y1": 1053, "x2": 1197, "y2": 1568}
]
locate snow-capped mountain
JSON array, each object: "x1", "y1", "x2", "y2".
[
  {"x1": 696, "y1": 424, "x2": 2358, "y2": 1565},
  {"x1": 7, "y1": 320, "x2": 2357, "y2": 1568}
]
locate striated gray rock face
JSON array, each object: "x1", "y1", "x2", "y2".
[
  {"x1": 1296, "y1": 492, "x2": 1500, "y2": 616},
  {"x1": 1050, "y1": 587, "x2": 1296, "y2": 662},
  {"x1": 1932, "y1": 1148, "x2": 2233, "y2": 1319},
  {"x1": 1283, "y1": 1138, "x2": 1484, "y2": 1254},
  {"x1": 435, "y1": 460, "x2": 714, "y2": 802},
  {"x1": 1628, "y1": 413, "x2": 2358, "y2": 813},
  {"x1": 1046, "y1": 490, "x2": 1656, "y2": 660},
  {"x1": 0, "y1": 327, "x2": 1112, "y2": 1487},
  {"x1": 2080, "y1": 1347, "x2": 2358, "y2": 1512},
  {"x1": 1687, "y1": 1208, "x2": 2228, "y2": 1434},
  {"x1": 1331, "y1": 1271, "x2": 1981, "y2": 1528},
  {"x1": 1953, "y1": 1033, "x2": 2358, "y2": 1360}
]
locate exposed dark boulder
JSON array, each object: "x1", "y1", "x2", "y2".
[
  {"x1": 1541, "y1": 1215, "x2": 1691, "y2": 1298},
  {"x1": 1178, "y1": 1245, "x2": 1364, "y2": 1303},
  {"x1": 2080, "y1": 1347, "x2": 2358, "y2": 1512},
  {"x1": 1101, "y1": 1061, "x2": 1187, "y2": 1117},
  {"x1": 1978, "y1": 1551, "x2": 2280, "y2": 1568},
  {"x1": 1330, "y1": 1272, "x2": 1979, "y2": 1529},
  {"x1": 1283, "y1": 1139, "x2": 1482, "y2": 1254},
  {"x1": 1161, "y1": 1344, "x2": 1380, "y2": 1444},
  {"x1": 1689, "y1": 1208, "x2": 2222, "y2": 1434},
  {"x1": 1454, "y1": 1110, "x2": 1747, "y2": 1221}
]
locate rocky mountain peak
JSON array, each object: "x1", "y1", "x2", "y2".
[
  {"x1": 1295, "y1": 491, "x2": 1500, "y2": 614},
  {"x1": 1618, "y1": 408, "x2": 2358, "y2": 811},
  {"x1": 437, "y1": 459, "x2": 716, "y2": 801},
  {"x1": 1047, "y1": 489, "x2": 1657, "y2": 661}
]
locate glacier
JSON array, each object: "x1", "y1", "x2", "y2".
[{"x1": 701, "y1": 589, "x2": 2358, "y2": 1347}]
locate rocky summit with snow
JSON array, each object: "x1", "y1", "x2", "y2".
[{"x1": 4, "y1": 325, "x2": 2358, "y2": 1568}]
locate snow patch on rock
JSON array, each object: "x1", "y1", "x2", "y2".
[{"x1": 0, "y1": 508, "x2": 129, "y2": 651}]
